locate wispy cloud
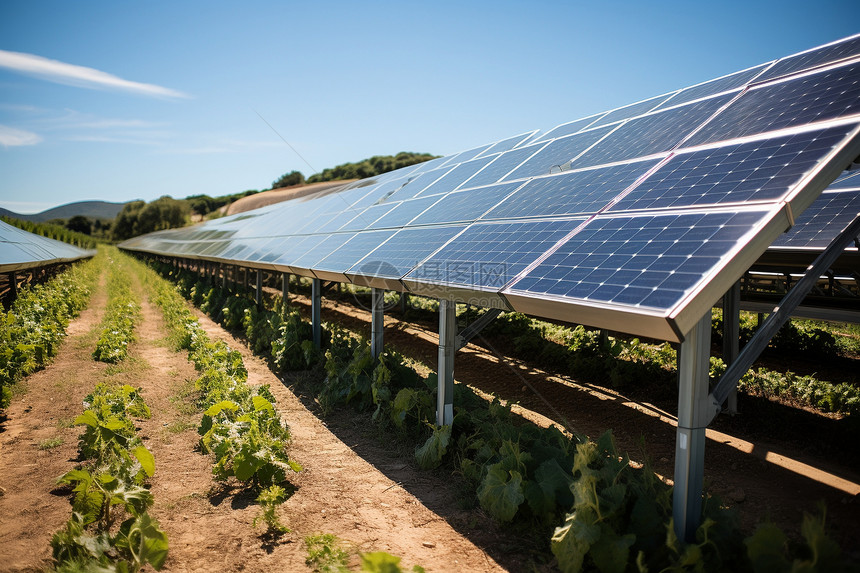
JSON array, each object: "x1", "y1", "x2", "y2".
[
  {"x1": 0, "y1": 125, "x2": 41, "y2": 147},
  {"x1": 0, "y1": 50, "x2": 190, "y2": 99}
]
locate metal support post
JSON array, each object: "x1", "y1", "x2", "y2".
[
  {"x1": 436, "y1": 299, "x2": 457, "y2": 427},
  {"x1": 673, "y1": 313, "x2": 713, "y2": 543},
  {"x1": 221, "y1": 264, "x2": 227, "y2": 290},
  {"x1": 312, "y1": 278, "x2": 322, "y2": 349},
  {"x1": 371, "y1": 288, "x2": 384, "y2": 359},
  {"x1": 255, "y1": 270, "x2": 263, "y2": 305},
  {"x1": 399, "y1": 292, "x2": 408, "y2": 314},
  {"x1": 722, "y1": 283, "x2": 740, "y2": 414},
  {"x1": 10, "y1": 272, "x2": 17, "y2": 298},
  {"x1": 281, "y1": 273, "x2": 290, "y2": 305}
]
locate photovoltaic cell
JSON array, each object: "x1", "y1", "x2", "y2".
[
  {"x1": 407, "y1": 220, "x2": 578, "y2": 289},
  {"x1": 410, "y1": 182, "x2": 524, "y2": 226},
  {"x1": 589, "y1": 93, "x2": 677, "y2": 128},
  {"x1": 508, "y1": 210, "x2": 769, "y2": 310},
  {"x1": 415, "y1": 155, "x2": 497, "y2": 197},
  {"x1": 340, "y1": 202, "x2": 399, "y2": 231},
  {"x1": 612, "y1": 124, "x2": 855, "y2": 211},
  {"x1": 462, "y1": 144, "x2": 545, "y2": 189},
  {"x1": 386, "y1": 167, "x2": 455, "y2": 200},
  {"x1": 532, "y1": 115, "x2": 606, "y2": 144},
  {"x1": 574, "y1": 94, "x2": 735, "y2": 169},
  {"x1": 502, "y1": 125, "x2": 615, "y2": 181},
  {"x1": 284, "y1": 234, "x2": 357, "y2": 270},
  {"x1": 771, "y1": 189, "x2": 860, "y2": 249},
  {"x1": 365, "y1": 195, "x2": 441, "y2": 229},
  {"x1": 654, "y1": 65, "x2": 768, "y2": 110},
  {"x1": 477, "y1": 131, "x2": 539, "y2": 157},
  {"x1": 347, "y1": 225, "x2": 467, "y2": 279},
  {"x1": 756, "y1": 35, "x2": 860, "y2": 83},
  {"x1": 687, "y1": 61, "x2": 860, "y2": 147},
  {"x1": 828, "y1": 169, "x2": 860, "y2": 189},
  {"x1": 348, "y1": 178, "x2": 410, "y2": 210},
  {"x1": 484, "y1": 159, "x2": 660, "y2": 220},
  {"x1": 315, "y1": 230, "x2": 398, "y2": 272},
  {"x1": 440, "y1": 143, "x2": 494, "y2": 166}
]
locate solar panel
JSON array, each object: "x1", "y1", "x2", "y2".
[
  {"x1": 347, "y1": 225, "x2": 467, "y2": 279},
  {"x1": 386, "y1": 166, "x2": 455, "y2": 200},
  {"x1": 573, "y1": 94, "x2": 735, "y2": 169},
  {"x1": 477, "y1": 131, "x2": 540, "y2": 156},
  {"x1": 531, "y1": 115, "x2": 606, "y2": 144},
  {"x1": 755, "y1": 34, "x2": 860, "y2": 83},
  {"x1": 364, "y1": 195, "x2": 441, "y2": 229},
  {"x1": 610, "y1": 124, "x2": 856, "y2": 212},
  {"x1": 484, "y1": 159, "x2": 660, "y2": 220},
  {"x1": 589, "y1": 92, "x2": 678, "y2": 128},
  {"x1": 409, "y1": 155, "x2": 497, "y2": 197},
  {"x1": 438, "y1": 143, "x2": 494, "y2": 167},
  {"x1": 315, "y1": 230, "x2": 398, "y2": 274},
  {"x1": 687, "y1": 60, "x2": 860, "y2": 147},
  {"x1": 406, "y1": 219, "x2": 578, "y2": 290},
  {"x1": 409, "y1": 182, "x2": 524, "y2": 226},
  {"x1": 506, "y1": 210, "x2": 771, "y2": 311},
  {"x1": 502, "y1": 125, "x2": 615, "y2": 181},
  {"x1": 828, "y1": 169, "x2": 860, "y2": 189},
  {"x1": 653, "y1": 64, "x2": 768, "y2": 110},
  {"x1": 771, "y1": 189, "x2": 860, "y2": 249},
  {"x1": 0, "y1": 220, "x2": 95, "y2": 272},
  {"x1": 463, "y1": 143, "x2": 545, "y2": 188}
]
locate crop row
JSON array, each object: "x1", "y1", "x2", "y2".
[
  {"x1": 93, "y1": 252, "x2": 142, "y2": 363},
  {"x1": 143, "y1": 261, "x2": 853, "y2": 572},
  {"x1": 0, "y1": 255, "x2": 97, "y2": 408}
]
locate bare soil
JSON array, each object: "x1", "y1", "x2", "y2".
[{"x1": 0, "y1": 270, "x2": 514, "y2": 572}]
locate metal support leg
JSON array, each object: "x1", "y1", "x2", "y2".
[
  {"x1": 399, "y1": 292, "x2": 408, "y2": 314},
  {"x1": 371, "y1": 288, "x2": 384, "y2": 359},
  {"x1": 312, "y1": 278, "x2": 322, "y2": 349},
  {"x1": 10, "y1": 272, "x2": 17, "y2": 298},
  {"x1": 673, "y1": 313, "x2": 712, "y2": 543},
  {"x1": 437, "y1": 299, "x2": 456, "y2": 427},
  {"x1": 222, "y1": 264, "x2": 227, "y2": 290},
  {"x1": 255, "y1": 270, "x2": 263, "y2": 305},
  {"x1": 722, "y1": 283, "x2": 740, "y2": 414},
  {"x1": 281, "y1": 273, "x2": 290, "y2": 305}
]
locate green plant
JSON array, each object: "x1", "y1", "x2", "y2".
[
  {"x1": 40, "y1": 436, "x2": 65, "y2": 450},
  {"x1": 253, "y1": 484, "x2": 291, "y2": 533},
  {"x1": 305, "y1": 533, "x2": 350, "y2": 573}
]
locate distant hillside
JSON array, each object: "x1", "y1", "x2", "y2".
[{"x1": 0, "y1": 200, "x2": 126, "y2": 222}]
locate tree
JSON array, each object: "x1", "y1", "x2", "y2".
[
  {"x1": 271, "y1": 170, "x2": 305, "y2": 189},
  {"x1": 65, "y1": 215, "x2": 92, "y2": 235}
]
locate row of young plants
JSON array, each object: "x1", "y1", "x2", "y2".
[
  {"x1": 0, "y1": 255, "x2": 97, "y2": 408},
  {"x1": 51, "y1": 384, "x2": 168, "y2": 569},
  {"x1": 138, "y1": 261, "x2": 302, "y2": 533},
  {"x1": 93, "y1": 252, "x2": 142, "y2": 363},
  {"x1": 147, "y1": 262, "x2": 852, "y2": 572}
]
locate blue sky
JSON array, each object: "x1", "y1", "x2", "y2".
[{"x1": 0, "y1": 1, "x2": 856, "y2": 214}]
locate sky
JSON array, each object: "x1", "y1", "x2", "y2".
[{"x1": 0, "y1": 1, "x2": 857, "y2": 214}]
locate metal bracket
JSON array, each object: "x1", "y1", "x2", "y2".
[
  {"x1": 708, "y1": 213, "x2": 860, "y2": 424},
  {"x1": 455, "y1": 308, "x2": 502, "y2": 351}
]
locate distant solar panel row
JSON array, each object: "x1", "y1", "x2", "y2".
[
  {"x1": 0, "y1": 220, "x2": 95, "y2": 273},
  {"x1": 120, "y1": 34, "x2": 860, "y2": 342}
]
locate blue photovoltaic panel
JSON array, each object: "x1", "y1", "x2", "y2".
[
  {"x1": 347, "y1": 225, "x2": 467, "y2": 279},
  {"x1": 589, "y1": 93, "x2": 677, "y2": 128},
  {"x1": 771, "y1": 189, "x2": 860, "y2": 249},
  {"x1": 270, "y1": 235, "x2": 328, "y2": 267},
  {"x1": 316, "y1": 230, "x2": 398, "y2": 272},
  {"x1": 414, "y1": 155, "x2": 497, "y2": 197},
  {"x1": 687, "y1": 61, "x2": 860, "y2": 147},
  {"x1": 407, "y1": 219, "x2": 578, "y2": 289},
  {"x1": 387, "y1": 166, "x2": 455, "y2": 200},
  {"x1": 828, "y1": 169, "x2": 860, "y2": 189},
  {"x1": 409, "y1": 182, "x2": 524, "y2": 226},
  {"x1": 340, "y1": 202, "x2": 399, "y2": 231},
  {"x1": 574, "y1": 94, "x2": 734, "y2": 169},
  {"x1": 756, "y1": 35, "x2": 860, "y2": 83},
  {"x1": 508, "y1": 210, "x2": 769, "y2": 310},
  {"x1": 484, "y1": 159, "x2": 660, "y2": 220},
  {"x1": 440, "y1": 143, "x2": 494, "y2": 166},
  {"x1": 477, "y1": 131, "x2": 539, "y2": 157},
  {"x1": 365, "y1": 195, "x2": 441, "y2": 229},
  {"x1": 611, "y1": 124, "x2": 855, "y2": 212},
  {"x1": 347, "y1": 178, "x2": 410, "y2": 210},
  {"x1": 654, "y1": 65, "x2": 768, "y2": 110},
  {"x1": 532, "y1": 115, "x2": 606, "y2": 144},
  {"x1": 463, "y1": 144, "x2": 545, "y2": 189},
  {"x1": 502, "y1": 125, "x2": 615, "y2": 181},
  {"x1": 288, "y1": 233, "x2": 357, "y2": 270}
]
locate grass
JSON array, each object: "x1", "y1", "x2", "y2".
[
  {"x1": 305, "y1": 533, "x2": 350, "y2": 573},
  {"x1": 38, "y1": 436, "x2": 64, "y2": 450}
]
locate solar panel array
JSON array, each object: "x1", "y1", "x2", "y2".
[
  {"x1": 120, "y1": 34, "x2": 860, "y2": 343},
  {"x1": 0, "y1": 220, "x2": 96, "y2": 273}
]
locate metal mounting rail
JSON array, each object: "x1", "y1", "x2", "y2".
[
  {"x1": 708, "y1": 214, "x2": 860, "y2": 423},
  {"x1": 456, "y1": 308, "x2": 502, "y2": 351}
]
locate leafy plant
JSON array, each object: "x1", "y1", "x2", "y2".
[{"x1": 253, "y1": 485, "x2": 291, "y2": 533}]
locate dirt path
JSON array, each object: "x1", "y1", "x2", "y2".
[{"x1": 0, "y1": 266, "x2": 511, "y2": 572}]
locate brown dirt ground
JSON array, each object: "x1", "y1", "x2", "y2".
[{"x1": 0, "y1": 268, "x2": 515, "y2": 572}]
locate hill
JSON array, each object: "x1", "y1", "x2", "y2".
[{"x1": 0, "y1": 200, "x2": 126, "y2": 222}]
